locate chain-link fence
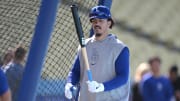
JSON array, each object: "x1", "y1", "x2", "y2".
[{"x1": 0, "y1": 0, "x2": 98, "y2": 100}]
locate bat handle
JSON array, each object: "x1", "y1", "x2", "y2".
[{"x1": 87, "y1": 70, "x2": 93, "y2": 81}]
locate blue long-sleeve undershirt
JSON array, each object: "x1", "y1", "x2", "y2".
[
  {"x1": 67, "y1": 55, "x2": 80, "y2": 85},
  {"x1": 67, "y1": 47, "x2": 129, "y2": 91}
]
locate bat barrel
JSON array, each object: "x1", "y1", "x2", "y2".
[{"x1": 70, "y1": 5, "x2": 85, "y2": 47}]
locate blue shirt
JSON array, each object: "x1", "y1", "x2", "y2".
[
  {"x1": 67, "y1": 47, "x2": 129, "y2": 91},
  {"x1": 6, "y1": 63, "x2": 24, "y2": 101},
  {"x1": 142, "y1": 76, "x2": 174, "y2": 101},
  {"x1": 0, "y1": 69, "x2": 9, "y2": 95}
]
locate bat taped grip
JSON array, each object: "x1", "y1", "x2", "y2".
[{"x1": 87, "y1": 70, "x2": 93, "y2": 81}]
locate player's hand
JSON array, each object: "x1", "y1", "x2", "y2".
[
  {"x1": 65, "y1": 83, "x2": 73, "y2": 99},
  {"x1": 86, "y1": 81, "x2": 104, "y2": 93}
]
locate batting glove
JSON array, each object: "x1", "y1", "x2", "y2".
[
  {"x1": 86, "y1": 81, "x2": 104, "y2": 93},
  {"x1": 65, "y1": 83, "x2": 73, "y2": 99}
]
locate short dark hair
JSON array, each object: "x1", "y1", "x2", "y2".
[
  {"x1": 148, "y1": 56, "x2": 161, "y2": 65},
  {"x1": 108, "y1": 18, "x2": 114, "y2": 29},
  {"x1": 14, "y1": 46, "x2": 26, "y2": 60},
  {"x1": 170, "y1": 65, "x2": 178, "y2": 73}
]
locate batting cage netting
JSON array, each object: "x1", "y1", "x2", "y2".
[{"x1": 0, "y1": 0, "x2": 98, "y2": 100}]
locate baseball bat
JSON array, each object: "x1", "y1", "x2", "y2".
[{"x1": 70, "y1": 4, "x2": 92, "y2": 81}]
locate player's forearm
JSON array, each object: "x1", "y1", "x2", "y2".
[{"x1": 103, "y1": 74, "x2": 128, "y2": 91}]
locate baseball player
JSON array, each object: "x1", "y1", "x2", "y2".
[{"x1": 65, "y1": 5, "x2": 130, "y2": 101}]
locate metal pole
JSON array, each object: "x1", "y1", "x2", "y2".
[{"x1": 17, "y1": 0, "x2": 60, "y2": 101}]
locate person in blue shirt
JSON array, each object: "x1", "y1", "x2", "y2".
[
  {"x1": 6, "y1": 46, "x2": 26, "y2": 101},
  {"x1": 65, "y1": 5, "x2": 130, "y2": 101},
  {"x1": 0, "y1": 69, "x2": 11, "y2": 101},
  {"x1": 141, "y1": 56, "x2": 174, "y2": 101}
]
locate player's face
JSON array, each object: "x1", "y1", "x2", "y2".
[{"x1": 91, "y1": 18, "x2": 111, "y2": 40}]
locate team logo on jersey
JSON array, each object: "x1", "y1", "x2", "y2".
[
  {"x1": 91, "y1": 48, "x2": 99, "y2": 66},
  {"x1": 157, "y1": 82, "x2": 163, "y2": 91}
]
